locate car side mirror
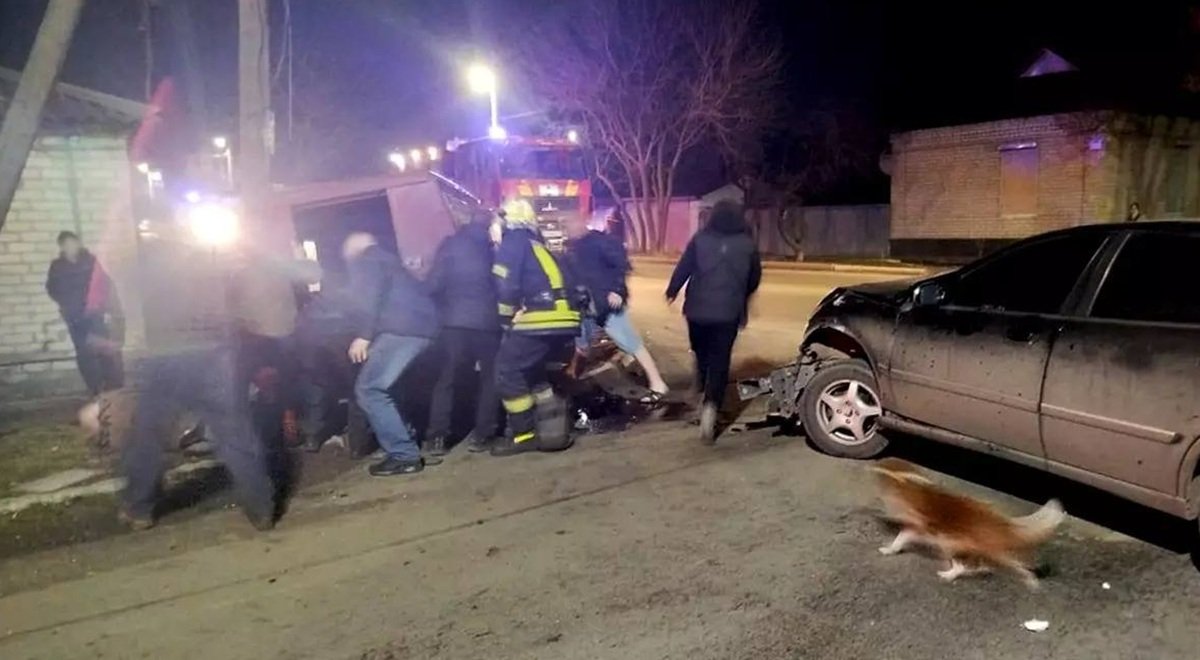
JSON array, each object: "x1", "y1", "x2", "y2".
[{"x1": 913, "y1": 282, "x2": 947, "y2": 308}]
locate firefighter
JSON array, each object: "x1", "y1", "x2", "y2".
[{"x1": 491, "y1": 199, "x2": 581, "y2": 456}]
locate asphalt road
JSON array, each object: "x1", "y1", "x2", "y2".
[{"x1": 1, "y1": 267, "x2": 1198, "y2": 659}]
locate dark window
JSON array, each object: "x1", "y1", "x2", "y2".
[
  {"x1": 1000, "y1": 147, "x2": 1038, "y2": 217},
  {"x1": 952, "y1": 232, "x2": 1104, "y2": 314},
  {"x1": 499, "y1": 148, "x2": 587, "y2": 179},
  {"x1": 1091, "y1": 232, "x2": 1200, "y2": 324}
]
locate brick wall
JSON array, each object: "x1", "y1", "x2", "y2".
[
  {"x1": 891, "y1": 113, "x2": 1116, "y2": 244},
  {"x1": 0, "y1": 135, "x2": 141, "y2": 401}
]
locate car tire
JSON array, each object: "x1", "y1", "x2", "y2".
[{"x1": 800, "y1": 359, "x2": 888, "y2": 459}]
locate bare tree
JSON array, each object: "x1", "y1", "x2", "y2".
[
  {"x1": 518, "y1": 0, "x2": 781, "y2": 252},
  {"x1": 737, "y1": 104, "x2": 878, "y2": 260}
]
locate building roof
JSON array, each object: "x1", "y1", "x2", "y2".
[
  {"x1": 893, "y1": 45, "x2": 1200, "y2": 131},
  {"x1": 0, "y1": 67, "x2": 147, "y2": 135}
]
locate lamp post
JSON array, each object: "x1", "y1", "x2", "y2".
[
  {"x1": 467, "y1": 63, "x2": 504, "y2": 139},
  {"x1": 212, "y1": 136, "x2": 233, "y2": 186}
]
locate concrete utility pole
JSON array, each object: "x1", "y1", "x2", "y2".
[
  {"x1": 0, "y1": 0, "x2": 87, "y2": 233},
  {"x1": 237, "y1": 0, "x2": 271, "y2": 198}
]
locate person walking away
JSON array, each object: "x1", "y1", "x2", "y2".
[
  {"x1": 120, "y1": 227, "x2": 275, "y2": 531},
  {"x1": 46, "y1": 231, "x2": 124, "y2": 395},
  {"x1": 425, "y1": 211, "x2": 503, "y2": 456},
  {"x1": 491, "y1": 200, "x2": 582, "y2": 456},
  {"x1": 570, "y1": 209, "x2": 669, "y2": 401},
  {"x1": 1125, "y1": 202, "x2": 1143, "y2": 222},
  {"x1": 665, "y1": 201, "x2": 762, "y2": 444},
  {"x1": 343, "y1": 233, "x2": 440, "y2": 476}
]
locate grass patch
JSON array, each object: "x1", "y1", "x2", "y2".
[{"x1": 0, "y1": 422, "x2": 93, "y2": 499}]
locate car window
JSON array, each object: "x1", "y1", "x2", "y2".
[
  {"x1": 1091, "y1": 232, "x2": 1200, "y2": 324},
  {"x1": 951, "y1": 233, "x2": 1104, "y2": 314}
]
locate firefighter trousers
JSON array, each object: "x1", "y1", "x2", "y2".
[{"x1": 495, "y1": 331, "x2": 575, "y2": 444}]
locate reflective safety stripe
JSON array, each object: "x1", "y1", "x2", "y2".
[
  {"x1": 533, "y1": 386, "x2": 554, "y2": 401},
  {"x1": 530, "y1": 241, "x2": 564, "y2": 288},
  {"x1": 511, "y1": 320, "x2": 580, "y2": 331},
  {"x1": 514, "y1": 309, "x2": 581, "y2": 326},
  {"x1": 497, "y1": 303, "x2": 515, "y2": 316},
  {"x1": 513, "y1": 431, "x2": 536, "y2": 444},
  {"x1": 492, "y1": 264, "x2": 509, "y2": 278},
  {"x1": 502, "y1": 394, "x2": 535, "y2": 413}
]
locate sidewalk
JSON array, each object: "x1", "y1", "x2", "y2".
[{"x1": 630, "y1": 254, "x2": 931, "y2": 276}]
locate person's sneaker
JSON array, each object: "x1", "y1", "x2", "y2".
[
  {"x1": 463, "y1": 431, "x2": 493, "y2": 453},
  {"x1": 490, "y1": 432, "x2": 538, "y2": 457},
  {"x1": 368, "y1": 456, "x2": 425, "y2": 476},
  {"x1": 699, "y1": 403, "x2": 718, "y2": 445},
  {"x1": 426, "y1": 435, "x2": 448, "y2": 457},
  {"x1": 117, "y1": 507, "x2": 155, "y2": 531}
]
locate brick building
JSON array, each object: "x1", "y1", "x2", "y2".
[
  {"x1": 889, "y1": 49, "x2": 1200, "y2": 259},
  {"x1": 0, "y1": 69, "x2": 145, "y2": 400}
]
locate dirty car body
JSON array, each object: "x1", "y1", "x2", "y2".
[{"x1": 744, "y1": 222, "x2": 1200, "y2": 523}]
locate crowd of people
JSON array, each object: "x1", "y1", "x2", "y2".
[{"x1": 53, "y1": 199, "x2": 761, "y2": 531}]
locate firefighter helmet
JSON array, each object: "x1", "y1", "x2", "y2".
[{"x1": 500, "y1": 199, "x2": 537, "y2": 228}]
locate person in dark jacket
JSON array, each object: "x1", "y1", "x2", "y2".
[
  {"x1": 424, "y1": 212, "x2": 503, "y2": 455},
  {"x1": 665, "y1": 201, "x2": 762, "y2": 444},
  {"x1": 344, "y1": 232, "x2": 440, "y2": 476},
  {"x1": 293, "y1": 278, "x2": 359, "y2": 454},
  {"x1": 570, "y1": 209, "x2": 669, "y2": 400},
  {"x1": 46, "y1": 231, "x2": 125, "y2": 396}
]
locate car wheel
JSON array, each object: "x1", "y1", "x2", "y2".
[{"x1": 800, "y1": 359, "x2": 888, "y2": 459}]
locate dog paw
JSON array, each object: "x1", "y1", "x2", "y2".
[
  {"x1": 878, "y1": 546, "x2": 898, "y2": 556},
  {"x1": 937, "y1": 569, "x2": 961, "y2": 582}
]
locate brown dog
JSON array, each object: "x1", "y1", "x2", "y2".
[{"x1": 871, "y1": 458, "x2": 1064, "y2": 588}]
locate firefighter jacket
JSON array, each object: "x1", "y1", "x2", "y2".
[{"x1": 493, "y1": 227, "x2": 581, "y2": 334}]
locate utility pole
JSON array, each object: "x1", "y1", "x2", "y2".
[
  {"x1": 0, "y1": 0, "x2": 87, "y2": 233},
  {"x1": 237, "y1": 0, "x2": 271, "y2": 198}
]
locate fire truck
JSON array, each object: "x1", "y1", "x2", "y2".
[{"x1": 440, "y1": 135, "x2": 591, "y2": 250}]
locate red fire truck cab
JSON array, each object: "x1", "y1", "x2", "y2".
[{"x1": 440, "y1": 135, "x2": 591, "y2": 250}]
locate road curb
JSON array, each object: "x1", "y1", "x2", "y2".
[{"x1": 630, "y1": 256, "x2": 929, "y2": 276}]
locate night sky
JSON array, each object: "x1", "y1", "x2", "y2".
[{"x1": 1, "y1": 0, "x2": 1196, "y2": 196}]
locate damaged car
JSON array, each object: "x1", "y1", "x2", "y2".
[{"x1": 741, "y1": 222, "x2": 1200, "y2": 526}]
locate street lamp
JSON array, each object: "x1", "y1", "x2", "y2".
[
  {"x1": 567, "y1": 129, "x2": 579, "y2": 144},
  {"x1": 467, "y1": 63, "x2": 502, "y2": 139},
  {"x1": 212, "y1": 136, "x2": 233, "y2": 185}
]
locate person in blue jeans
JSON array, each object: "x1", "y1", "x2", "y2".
[{"x1": 343, "y1": 233, "x2": 440, "y2": 476}]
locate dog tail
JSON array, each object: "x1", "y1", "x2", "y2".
[{"x1": 1013, "y1": 499, "x2": 1065, "y2": 544}]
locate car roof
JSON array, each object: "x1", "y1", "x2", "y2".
[{"x1": 1039, "y1": 221, "x2": 1200, "y2": 240}]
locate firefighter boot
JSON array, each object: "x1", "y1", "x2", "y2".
[
  {"x1": 533, "y1": 386, "x2": 573, "y2": 452},
  {"x1": 489, "y1": 427, "x2": 539, "y2": 457}
]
